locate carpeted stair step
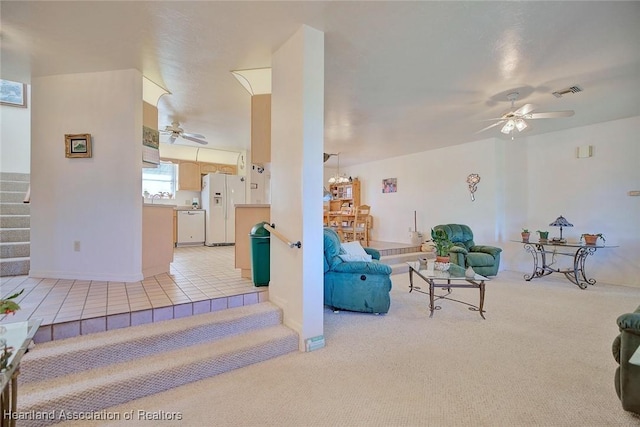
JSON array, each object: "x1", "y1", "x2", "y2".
[
  {"x1": 0, "y1": 202, "x2": 30, "y2": 215},
  {"x1": 0, "y1": 241, "x2": 30, "y2": 258},
  {"x1": 20, "y1": 302, "x2": 284, "y2": 384},
  {"x1": 19, "y1": 325, "x2": 298, "y2": 427},
  {"x1": 0, "y1": 190, "x2": 27, "y2": 203},
  {"x1": 0, "y1": 214, "x2": 30, "y2": 228},
  {"x1": 0, "y1": 257, "x2": 30, "y2": 276},
  {"x1": 0, "y1": 172, "x2": 30, "y2": 182},
  {"x1": 0, "y1": 180, "x2": 30, "y2": 192},
  {"x1": 0, "y1": 228, "x2": 30, "y2": 243}
]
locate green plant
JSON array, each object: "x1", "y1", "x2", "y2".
[
  {"x1": 522, "y1": 228, "x2": 530, "y2": 233},
  {"x1": 581, "y1": 233, "x2": 605, "y2": 243},
  {"x1": 0, "y1": 289, "x2": 23, "y2": 315},
  {"x1": 431, "y1": 228, "x2": 453, "y2": 257}
]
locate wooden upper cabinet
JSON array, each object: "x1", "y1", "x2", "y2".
[
  {"x1": 200, "y1": 163, "x2": 237, "y2": 175},
  {"x1": 178, "y1": 161, "x2": 201, "y2": 191},
  {"x1": 251, "y1": 94, "x2": 271, "y2": 164}
]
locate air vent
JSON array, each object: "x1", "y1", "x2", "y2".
[{"x1": 552, "y1": 86, "x2": 583, "y2": 98}]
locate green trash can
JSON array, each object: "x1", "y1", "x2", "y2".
[{"x1": 250, "y1": 222, "x2": 270, "y2": 286}]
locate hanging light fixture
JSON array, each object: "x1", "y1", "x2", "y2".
[{"x1": 327, "y1": 153, "x2": 349, "y2": 184}]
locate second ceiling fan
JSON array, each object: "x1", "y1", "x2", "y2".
[
  {"x1": 478, "y1": 92, "x2": 574, "y2": 138},
  {"x1": 161, "y1": 121, "x2": 208, "y2": 145}
]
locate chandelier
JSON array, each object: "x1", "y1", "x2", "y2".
[{"x1": 327, "y1": 153, "x2": 349, "y2": 184}]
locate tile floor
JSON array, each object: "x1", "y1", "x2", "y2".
[
  {"x1": 0, "y1": 246, "x2": 265, "y2": 343},
  {"x1": 1, "y1": 241, "x2": 418, "y2": 343}
]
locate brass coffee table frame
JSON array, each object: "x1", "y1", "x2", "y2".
[{"x1": 407, "y1": 262, "x2": 488, "y2": 319}]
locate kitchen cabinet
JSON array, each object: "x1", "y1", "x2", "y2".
[
  {"x1": 328, "y1": 179, "x2": 360, "y2": 213},
  {"x1": 178, "y1": 161, "x2": 201, "y2": 191},
  {"x1": 200, "y1": 163, "x2": 237, "y2": 175},
  {"x1": 251, "y1": 94, "x2": 271, "y2": 164}
]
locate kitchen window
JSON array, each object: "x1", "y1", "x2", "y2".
[{"x1": 142, "y1": 161, "x2": 176, "y2": 199}]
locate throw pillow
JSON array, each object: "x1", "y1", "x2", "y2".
[{"x1": 340, "y1": 241, "x2": 372, "y2": 262}]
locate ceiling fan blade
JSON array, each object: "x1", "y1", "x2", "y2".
[
  {"x1": 168, "y1": 134, "x2": 177, "y2": 144},
  {"x1": 182, "y1": 132, "x2": 206, "y2": 139},
  {"x1": 181, "y1": 135, "x2": 208, "y2": 145},
  {"x1": 526, "y1": 110, "x2": 575, "y2": 119},
  {"x1": 476, "y1": 120, "x2": 505, "y2": 134},
  {"x1": 514, "y1": 103, "x2": 535, "y2": 116}
]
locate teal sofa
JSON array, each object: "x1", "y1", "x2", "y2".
[
  {"x1": 323, "y1": 228, "x2": 392, "y2": 314},
  {"x1": 433, "y1": 224, "x2": 502, "y2": 277},
  {"x1": 612, "y1": 304, "x2": 640, "y2": 414}
]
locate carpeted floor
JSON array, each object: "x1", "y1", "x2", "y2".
[{"x1": 57, "y1": 270, "x2": 640, "y2": 426}]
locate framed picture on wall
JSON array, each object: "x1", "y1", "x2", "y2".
[
  {"x1": 0, "y1": 79, "x2": 27, "y2": 108},
  {"x1": 382, "y1": 178, "x2": 397, "y2": 193},
  {"x1": 65, "y1": 134, "x2": 92, "y2": 158}
]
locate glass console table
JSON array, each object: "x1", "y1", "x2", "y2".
[
  {"x1": 513, "y1": 240, "x2": 618, "y2": 289},
  {"x1": 1, "y1": 318, "x2": 42, "y2": 427}
]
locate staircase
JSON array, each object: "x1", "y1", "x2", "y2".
[
  {"x1": 18, "y1": 302, "x2": 298, "y2": 427},
  {"x1": 0, "y1": 172, "x2": 30, "y2": 277}
]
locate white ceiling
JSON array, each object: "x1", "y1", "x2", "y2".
[{"x1": 2, "y1": 1, "x2": 639, "y2": 167}]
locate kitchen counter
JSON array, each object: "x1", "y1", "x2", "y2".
[
  {"x1": 143, "y1": 203, "x2": 176, "y2": 209},
  {"x1": 175, "y1": 206, "x2": 204, "y2": 211},
  {"x1": 142, "y1": 205, "x2": 174, "y2": 277}
]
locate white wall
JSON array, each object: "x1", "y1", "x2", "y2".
[
  {"x1": 0, "y1": 88, "x2": 31, "y2": 173},
  {"x1": 30, "y1": 69, "x2": 144, "y2": 281},
  {"x1": 519, "y1": 116, "x2": 640, "y2": 286},
  {"x1": 342, "y1": 116, "x2": 640, "y2": 287},
  {"x1": 346, "y1": 138, "x2": 501, "y2": 245}
]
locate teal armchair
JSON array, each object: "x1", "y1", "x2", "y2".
[
  {"x1": 323, "y1": 228, "x2": 392, "y2": 314},
  {"x1": 433, "y1": 224, "x2": 502, "y2": 276},
  {"x1": 612, "y1": 305, "x2": 640, "y2": 414}
]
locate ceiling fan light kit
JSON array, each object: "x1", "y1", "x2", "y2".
[
  {"x1": 161, "y1": 120, "x2": 208, "y2": 145},
  {"x1": 480, "y1": 91, "x2": 575, "y2": 139}
]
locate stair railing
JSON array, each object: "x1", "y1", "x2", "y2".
[{"x1": 263, "y1": 223, "x2": 301, "y2": 249}]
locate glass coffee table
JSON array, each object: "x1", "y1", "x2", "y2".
[{"x1": 407, "y1": 261, "x2": 489, "y2": 319}]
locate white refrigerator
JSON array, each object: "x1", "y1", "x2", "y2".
[{"x1": 201, "y1": 174, "x2": 246, "y2": 245}]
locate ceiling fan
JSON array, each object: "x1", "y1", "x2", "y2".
[
  {"x1": 160, "y1": 121, "x2": 208, "y2": 145},
  {"x1": 477, "y1": 92, "x2": 574, "y2": 138}
]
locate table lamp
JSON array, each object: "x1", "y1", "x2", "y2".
[{"x1": 549, "y1": 215, "x2": 573, "y2": 243}]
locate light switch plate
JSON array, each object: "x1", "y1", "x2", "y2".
[{"x1": 576, "y1": 145, "x2": 593, "y2": 158}]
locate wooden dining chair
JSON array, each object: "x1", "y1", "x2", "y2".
[{"x1": 343, "y1": 204, "x2": 371, "y2": 246}]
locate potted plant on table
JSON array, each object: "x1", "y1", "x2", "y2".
[
  {"x1": 581, "y1": 233, "x2": 605, "y2": 245},
  {"x1": 521, "y1": 228, "x2": 531, "y2": 242},
  {"x1": 537, "y1": 230, "x2": 549, "y2": 241},
  {"x1": 431, "y1": 228, "x2": 453, "y2": 270}
]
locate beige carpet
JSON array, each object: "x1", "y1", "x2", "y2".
[{"x1": 57, "y1": 270, "x2": 640, "y2": 427}]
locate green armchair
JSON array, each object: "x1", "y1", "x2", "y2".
[
  {"x1": 433, "y1": 224, "x2": 502, "y2": 276},
  {"x1": 612, "y1": 305, "x2": 640, "y2": 414},
  {"x1": 323, "y1": 228, "x2": 392, "y2": 314}
]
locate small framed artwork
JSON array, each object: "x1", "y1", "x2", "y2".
[
  {"x1": 382, "y1": 178, "x2": 397, "y2": 193},
  {"x1": 0, "y1": 79, "x2": 27, "y2": 108},
  {"x1": 65, "y1": 134, "x2": 92, "y2": 158},
  {"x1": 142, "y1": 126, "x2": 159, "y2": 149}
]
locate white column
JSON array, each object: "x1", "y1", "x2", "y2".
[{"x1": 270, "y1": 25, "x2": 325, "y2": 351}]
